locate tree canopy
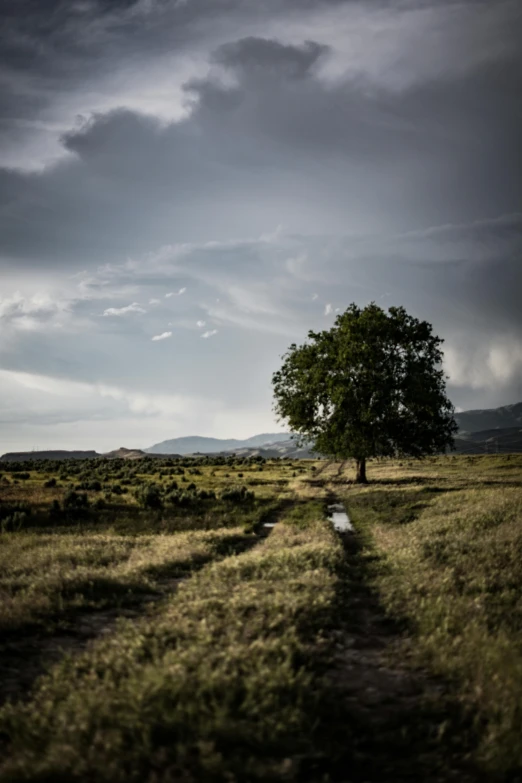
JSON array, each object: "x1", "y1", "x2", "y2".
[{"x1": 272, "y1": 303, "x2": 457, "y2": 482}]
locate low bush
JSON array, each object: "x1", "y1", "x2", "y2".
[
  {"x1": 1, "y1": 511, "x2": 29, "y2": 533},
  {"x1": 135, "y1": 483, "x2": 163, "y2": 510},
  {"x1": 63, "y1": 490, "x2": 89, "y2": 510},
  {"x1": 221, "y1": 486, "x2": 255, "y2": 502}
]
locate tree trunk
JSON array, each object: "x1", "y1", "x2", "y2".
[{"x1": 355, "y1": 457, "x2": 367, "y2": 484}]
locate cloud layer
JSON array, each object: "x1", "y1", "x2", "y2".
[{"x1": 0, "y1": 0, "x2": 521, "y2": 450}]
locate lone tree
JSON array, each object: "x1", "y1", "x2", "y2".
[{"x1": 272, "y1": 303, "x2": 457, "y2": 483}]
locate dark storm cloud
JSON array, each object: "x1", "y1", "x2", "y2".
[
  {"x1": 354, "y1": 216, "x2": 522, "y2": 333},
  {"x1": 1, "y1": 0, "x2": 522, "y2": 447},
  {"x1": 0, "y1": 0, "x2": 348, "y2": 135},
  {"x1": 213, "y1": 36, "x2": 328, "y2": 76},
  {"x1": 1, "y1": 11, "x2": 521, "y2": 266},
  {"x1": 1, "y1": 0, "x2": 518, "y2": 166}
]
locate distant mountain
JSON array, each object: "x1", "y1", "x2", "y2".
[
  {"x1": 454, "y1": 427, "x2": 522, "y2": 454},
  {"x1": 222, "y1": 438, "x2": 316, "y2": 459},
  {"x1": 455, "y1": 402, "x2": 522, "y2": 433},
  {"x1": 4, "y1": 402, "x2": 522, "y2": 464},
  {"x1": 0, "y1": 450, "x2": 99, "y2": 462},
  {"x1": 146, "y1": 433, "x2": 291, "y2": 455}
]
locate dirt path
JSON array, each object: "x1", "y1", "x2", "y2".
[
  {"x1": 0, "y1": 577, "x2": 184, "y2": 708},
  {"x1": 319, "y1": 517, "x2": 487, "y2": 782},
  {"x1": 0, "y1": 535, "x2": 263, "y2": 709}
]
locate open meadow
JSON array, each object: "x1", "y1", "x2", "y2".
[{"x1": 0, "y1": 453, "x2": 521, "y2": 781}]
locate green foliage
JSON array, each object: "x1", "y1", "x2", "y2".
[
  {"x1": 63, "y1": 490, "x2": 90, "y2": 510},
  {"x1": 1, "y1": 511, "x2": 29, "y2": 533},
  {"x1": 273, "y1": 303, "x2": 457, "y2": 481},
  {"x1": 75, "y1": 479, "x2": 102, "y2": 491},
  {"x1": 135, "y1": 483, "x2": 163, "y2": 510},
  {"x1": 221, "y1": 486, "x2": 255, "y2": 502}
]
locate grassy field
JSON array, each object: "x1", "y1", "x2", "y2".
[
  {"x1": 341, "y1": 454, "x2": 522, "y2": 777},
  {"x1": 0, "y1": 454, "x2": 521, "y2": 781}
]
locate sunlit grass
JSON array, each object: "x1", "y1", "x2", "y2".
[
  {"x1": 0, "y1": 528, "x2": 253, "y2": 636},
  {"x1": 0, "y1": 514, "x2": 343, "y2": 782}
]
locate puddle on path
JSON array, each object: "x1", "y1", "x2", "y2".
[
  {"x1": 262, "y1": 505, "x2": 354, "y2": 535},
  {"x1": 327, "y1": 502, "x2": 354, "y2": 533}
]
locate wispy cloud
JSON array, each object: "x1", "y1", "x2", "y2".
[
  {"x1": 151, "y1": 331, "x2": 172, "y2": 341},
  {"x1": 324, "y1": 303, "x2": 333, "y2": 315},
  {"x1": 0, "y1": 291, "x2": 72, "y2": 334},
  {"x1": 149, "y1": 298, "x2": 161, "y2": 305},
  {"x1": 201, "y1": 329, "x2": 218, "y2": 339},
  {"x1": 102, "y1": 302, "x2": 146, "y2": 317},
  {"x1": 196, "y1": 320, "x2": 206, "y2": 327},
  {"x1": 165, "y1": 287, "x2": 187, "y2": 298}
]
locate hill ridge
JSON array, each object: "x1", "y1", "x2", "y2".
[{"x1": 146, "y1": 433, "x2": 291, "y2": 455}]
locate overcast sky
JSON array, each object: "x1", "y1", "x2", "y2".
[{"x1": 1, "y1": 0, "x2": 521, "y2": 452}]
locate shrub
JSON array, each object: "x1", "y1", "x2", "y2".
[
  {"x1": 75, "y1": 479, "x2": 102, "y2": 492},
  {"x1": 165, "y1": 491, "x2": 181, "y2": 505},
  {"x1": 135, "y1": 483, "x2": 163, "y2": 510},
  {"x1": 44, "y1": 477, "x2": 57, "y2": 488},
  {"x1": 63, "y1": 490, "x2": 89, "y2": 510},
  {"x1": 221, "y1": 486, "x2": 255, "y2": 502},
  {"x1": 1, "y1": 511, "x2": 28, "y2": 532},
  {"x1": 177, "y1": 492, "x2": 193, "y2": 507},
  {"x1": 197, "y1": 489, "x2": 216, "y2": 501}
]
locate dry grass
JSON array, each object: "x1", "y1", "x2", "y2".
[
  {"x1": 0, "y1": 511, "x2": 343, "y2": 782},
  {"x1": 343, "y1": 454, "x2": 522, "y2": 774},
  {"x1": 2, "y1": 454, "x2": 522, "y2": 780},
  {"x1": 0, "y1": 528, "x2": 253, "y2": 636}
]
